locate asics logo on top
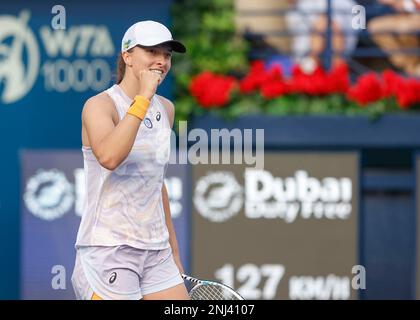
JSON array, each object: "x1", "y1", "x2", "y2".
[{"x1": 109, "y1": 272, "x2": 117, "y2": 284}]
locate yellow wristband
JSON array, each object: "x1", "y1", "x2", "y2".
[{"x1": 127, "y1": 95, "x2": 150, "y2": 120}]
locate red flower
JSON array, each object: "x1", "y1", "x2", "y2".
[
  {"x1": 189, "y1": 60, "x2": 420, "y2": 111},
  {"x1": 289, "y1": 64, "x2": 339, "y2": 96},
  {"x1": 396, "y1": 79, "x2": 420, "y2": 109},
  {"x1": 189, "y1": 72, "x2": 237, "y2": 108},
  {"x1": 382, "y1": 70, "x2": 404, "y2": 98},
  {"x1": 239, "y1": 60, "x2": 282, "y2": 93},
  {"x1": 329, "y1": 62, "x2": 350, "y2": 94},
  {"x1": 261, "y1": 81, "x2": 290, "y2": 99},
  {"x1": 347, "y1": 73, "x2": 384, "y2": 106},
  {"x1": 189, "y1": 71, "x2": 213, "y2": 99}
]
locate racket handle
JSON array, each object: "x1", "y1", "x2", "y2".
[{"x1": 182, "y1": 274, "x2": 200, "y2": 284}]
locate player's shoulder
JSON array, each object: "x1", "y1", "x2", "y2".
[
  {"x1": 156, "y1": 94, "x2": 174, "y2": 112},
  {"x1": 156, "y1": 94, "x2": 175, "y2": 125},
  {"x1": 82, "y1": 91, "x2": 115, "y2": 116}
]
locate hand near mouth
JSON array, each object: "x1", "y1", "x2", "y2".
[{"x1": 137, "y1": 69, "x2": 161, "y2": 100}]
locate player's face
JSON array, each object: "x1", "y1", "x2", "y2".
[{"x1": 131, "y1": 44, "x2": 172, "y2": 83}]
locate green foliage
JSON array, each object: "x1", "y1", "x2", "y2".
[
  {"x1": 171, "y1": 0, "x2": 249, "y2": 126},
  {"x1": 170, "y1": 1, "x2": 420, "y2": 126}
]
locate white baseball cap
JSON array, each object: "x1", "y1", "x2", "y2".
[{"x1": 121, "y1": 20, "x2": 186, "y2": 53}]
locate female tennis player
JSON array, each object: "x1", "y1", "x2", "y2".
[{"x1": 71, "y1": 20, "x2": 189, "y2": 300}]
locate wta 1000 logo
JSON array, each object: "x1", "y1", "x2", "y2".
[
  {"x1": 0, "y1": 9, "x2": 114, "y2": 104},
  {"x1": 194, "y1": 169, "x2": 353, "y2": 223}
]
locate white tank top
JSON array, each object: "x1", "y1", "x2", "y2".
[{"x1": 75, "y1": 84, "x2": 172, "y2": 250}]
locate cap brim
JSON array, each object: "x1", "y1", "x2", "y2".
[{"x1": 143, "y1": 40, "x2": 186, "y2": 53}]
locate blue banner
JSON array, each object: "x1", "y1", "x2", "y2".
[
  {"x1": 20, "y1": 150, "x2": 190, "y2": 299},
  {"x1": 0, "y1": 0, "x2": 174, "y2": 298}
]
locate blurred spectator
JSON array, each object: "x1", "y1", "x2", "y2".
[
  {"x1": 235, "y1": 0, "x2": 291, "y2": 54},
  {"x1": 368, "y1": 0, "x2": 420, "y2": 77},
  {"x1": 286, "y1": 0, "x2": 358, "y2": 71},
  {"x1": 234, "y1": 0, "x2": 294, "y2": 74}
]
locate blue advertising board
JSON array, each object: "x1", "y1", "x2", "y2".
[
  {"x1": 20, "y1": 150, "x2": 190, "y2": 299},
  {"x1": 0, "y1": 0, "x2": 175, "y2": 298}
]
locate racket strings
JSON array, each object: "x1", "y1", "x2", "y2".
[{"x1": 190, "y1": 284, "x2": 239, "y2": 300}]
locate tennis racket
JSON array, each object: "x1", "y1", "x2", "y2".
[{"x1": 182, "y1": 274, "x2": 244, "y2": 300}]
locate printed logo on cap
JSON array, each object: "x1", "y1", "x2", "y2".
[{"x1": 123, "y1": 39, "x2": 131, "y2": 50}]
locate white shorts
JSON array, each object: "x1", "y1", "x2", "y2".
[{"x1": 71, "y1": 245, "x2": 183, "y2": 300}]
